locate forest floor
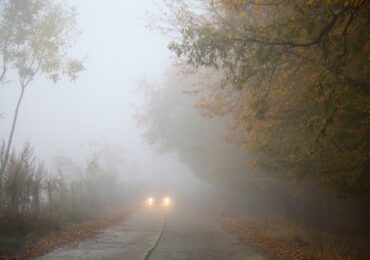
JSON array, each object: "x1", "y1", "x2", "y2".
[
  {"x1": 0, "y1": 209, "x2": 131, "y2": 260},
  {"x1": 220, "y1": 216, "x2": 370, "y2": 260}
]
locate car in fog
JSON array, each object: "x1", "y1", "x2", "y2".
[{"x1": 146, "y1": 192, "x2": 172, "y2": 208}]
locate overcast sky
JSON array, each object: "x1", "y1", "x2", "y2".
[{"x1": 0, "y1": 0, "x2": 204, "y2": 189}]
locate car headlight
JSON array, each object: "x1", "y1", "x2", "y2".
[
  {"x1": 147, "y1": 197, "x2": 154, "y2": 206},
  {"x1": 163, "y1": 197, "x2": 171, "y2": 207}
]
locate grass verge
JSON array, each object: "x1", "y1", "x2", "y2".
[
  {"x1": 0, "y1": 209, "x2": 131, "y2": 260},
  {"x1": 220, "y1": 216, "x2": 370, "y2": 260}
]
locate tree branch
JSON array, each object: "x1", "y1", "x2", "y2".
[{"x1": 231, "y1": 7, "x2": 350, "y2": 48}]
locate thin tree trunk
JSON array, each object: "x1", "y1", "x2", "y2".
[
  {"x1": 0, "y1": 45, "x2": 8, "y2": 83},
  {"x1": 0, "y1": 86, "x2": 26, "y2": 180}
]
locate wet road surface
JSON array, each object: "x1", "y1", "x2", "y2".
[
  {"x1": 39, "y1": 207, "x2": 265, "y2": 260},
  {"x1": 148, "y1": 208, "x2": 264, "y2": 260},
  {"x1": 39, "y1": 211, "x2": 163, "y2": 260}
]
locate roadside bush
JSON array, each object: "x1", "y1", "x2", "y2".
[{"x1": 0, "y1": 143, "x2": 125, "y2": 238}]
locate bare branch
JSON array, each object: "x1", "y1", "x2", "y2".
[{"x1": 231, "y1": 7, "x2": 351, "y2": 48}]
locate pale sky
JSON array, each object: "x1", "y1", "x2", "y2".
[{"x1": 0, "y1": 0, "x2": 204, "y2": 189}]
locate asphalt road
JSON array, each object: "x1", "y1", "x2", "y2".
[{"x1": 39, "y1": 206, "x2": 265, "y2": 260}]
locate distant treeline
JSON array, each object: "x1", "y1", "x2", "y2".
[{"x1": 139, "y1": 67, "x2": 370, "y2": 234}]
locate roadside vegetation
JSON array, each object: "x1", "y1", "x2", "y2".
[
  {"x1": 139, "y1": 67, "x2": 370, "y2": 258},
  {"x1": 139, "y1": 1, "x2": 370, "y2": 258},
  {"x1": 0, "y1": 142, "x2": 129, "y2": 258},
  {"x1": 0, "y1": 1, "x2": 129, "y2": 257},
  {"x1": 152, "y1": 0, "x2": 370, "y2": 201}
]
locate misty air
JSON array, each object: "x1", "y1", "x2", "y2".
[{"x1": 0, "y1": 0, "x2": 369, "y2": 259}]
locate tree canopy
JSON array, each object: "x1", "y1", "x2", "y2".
[
  {"x1": 138, "y1": 69, "x2": 289, "y2": 191},
  {"x1": 0, "y1": 0, "x2": 83, "y2": 84},
  {"x1": 159, "y1": 0, "x2": 370, "y2": 200}
]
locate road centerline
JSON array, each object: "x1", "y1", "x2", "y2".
[{"x1": 143, "y1": 215, "x2": 166, "y2": 260}]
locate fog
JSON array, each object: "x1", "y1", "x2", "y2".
[
  {"x1": 0, "y1": 1, "x2": 369, "y2": 258},
  {"x1": 0, "y1": 0, "x2": 203, "y2": 190}
]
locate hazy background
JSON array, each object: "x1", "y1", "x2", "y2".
[
  {"x1": 1, "y1": 2, "x2": 369, "y2": 258},
  {"x1": 0, "y1": 0, "x2": 202, "y2": 189}
]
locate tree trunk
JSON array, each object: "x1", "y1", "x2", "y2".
[{"x1": 0, "y1": 86, "x2": 26, "y2": 181}]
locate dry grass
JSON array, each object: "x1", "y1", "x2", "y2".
[
  {"x1": 0, "y1": 209, "x2": 131, "y2": 260},
  {"x1": 220, "y1": 216, "x2": 370, "y2": 260}
]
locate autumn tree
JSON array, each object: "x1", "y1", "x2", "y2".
[
  {"x1": 159, "y1": 0, "x2": 370, "y2": 200},
  {"x1": 0, "y1": 0, "x2": 84, "y2": 180},
  {"x1": 138, "y1": 68, "x2": 279, "y2": 188},
  {"x1": 139, "y1": 68, "x2": 370, "y2": 229}
]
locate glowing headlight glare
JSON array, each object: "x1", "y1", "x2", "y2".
[
  {"x1": 163, "y1": 197, "x2": 170, "y2": 206},
  {"x1": 147, "y1": 197, "x2": 154, "y2": 206}
]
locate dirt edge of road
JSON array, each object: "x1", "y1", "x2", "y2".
[
  {"x1": 0, "y1": 209, "x2": 132, "y2": 260},
  {"x1": 220, "y1": 217, "x2": 370, "y2": 260},
  {"x1": 220, "y1": 217, "x2": 306, "y2": 260}
]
